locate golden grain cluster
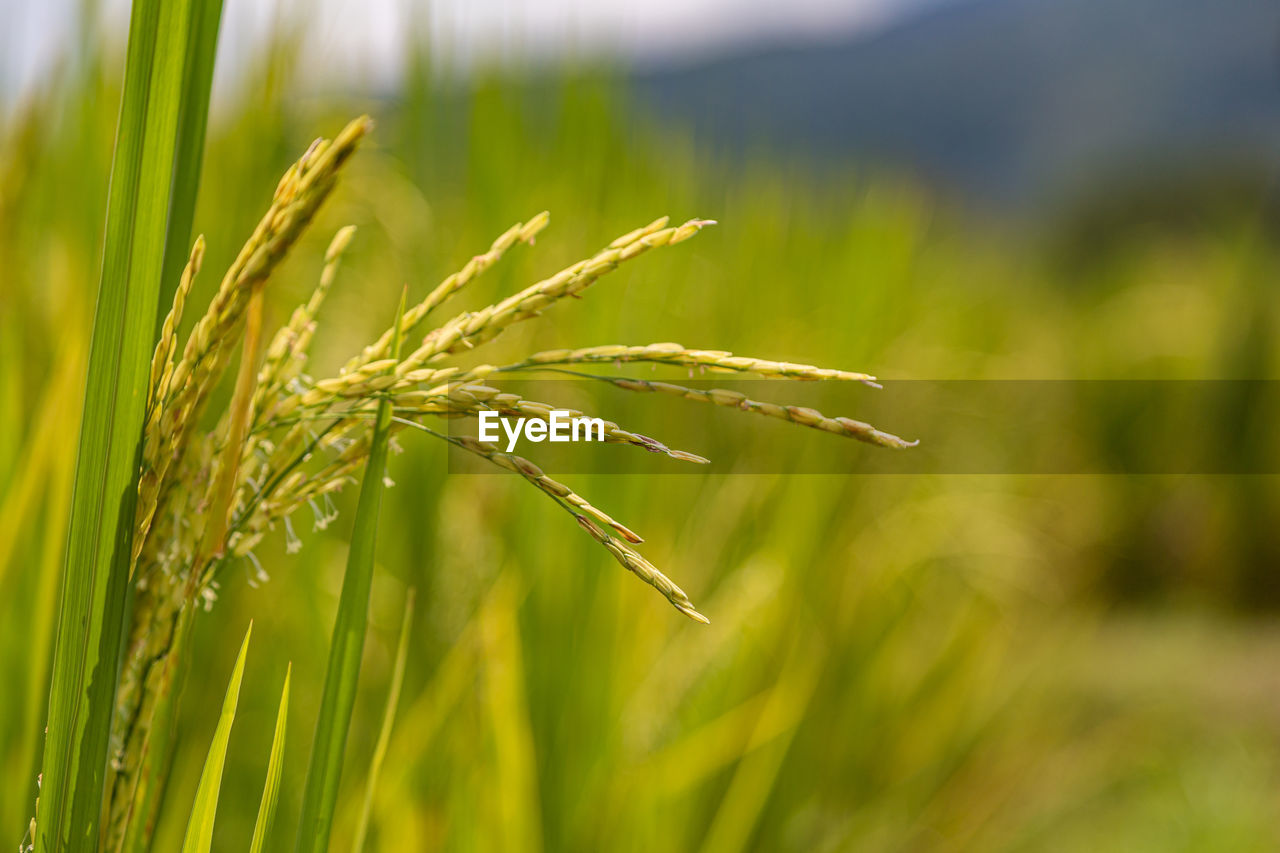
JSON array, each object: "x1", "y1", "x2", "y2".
[{"x1": 106, "y1": 116, "x2": 912, "y2": 841}]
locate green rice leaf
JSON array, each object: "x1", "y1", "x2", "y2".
[
  {"x1": 249, "y1": 664, "x2": 291, "y2": 853},
  {"x1": 352, "y1": 589, "x2": 416, "y2": 852},
  {"x1": 156, "y1": 0, "x2": 225, "y2": 335},
  {"x1": 35, "y1": 0, "x2": 223, "y2": 849},
  {"x1": 294, "y1": 289, "x2": 407, "y2": 852},
  {"x1": 181, "y1": 624, "x2": 252, "y2": 853}
]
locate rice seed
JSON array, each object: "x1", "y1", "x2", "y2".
[
  {"x1": 578, "y1": 374, "x2": 918, "y2": 449},
  {"x1": 396, "y1": 217, "x2": 714, "y2": 371},
  {"x1": 450, "y1": 435, "x2": 646, "y2": 544},
  {"x1": 145, "y1": 117, "x2": 370, "y2": 526},
  {"x1": 147, "y1": 237, "x2": 206, "y2": 412},
  {"x1": 254, "y1": 225, "x2": 356, "y2": 421},
  {"x1": 342, "y1": 212, "x2": 550, "y2": 374},
  {"x1": 136, "y1": 237, "x2": 206, "y2": 564},
  {"x1": 435, "y1": 432, "x2": 706, "y2": 621},
  {"x1": 476, "y1": 341, "x2": 879, "y2": 384}
]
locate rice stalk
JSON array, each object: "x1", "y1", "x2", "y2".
[
  {"x1": 105, "y1": 118, "x2": 371, "y2": 852},
  {"x1": 341, "y1": 212, "x2": 549, "y2": 374},
  {"x1": 540, "y1": 372, "x2": 918, "y2": 449},
  {"x1": 395, "y1": 216, "x2": 714, "y2": 373},
  {"x1": 472, "y1": 341, "x2": 882, "y2": 384},
  {"x1": 294, "y1": 291, "x2": 406, "y2": 853},
  {"x1": 98, "y1": 116, "x2": 913, "y2": 846}
]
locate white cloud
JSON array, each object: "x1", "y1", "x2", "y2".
[{"x1": 1, "y1": 0, "x2": 918, "y2": 104}]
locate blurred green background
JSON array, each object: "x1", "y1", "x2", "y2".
[{"x1": 4, "y1": 2, "x2": 1280, "y2": 849}]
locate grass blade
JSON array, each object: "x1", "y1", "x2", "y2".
[
  {"x1": 250, "y1": 664, "x2": 291, "y2": 853},
  {"x1": 294, "y1": 289, "x2": 407, "y2": 852},
  {"x1": 180, "y1": 624, "x2": 251, "y2": 853},
  {"x1": 35, "y1": 0, "x2": 223, "y2": 848},
  {"x1": 352, "y1": 589, "x2": 416, "y2": 852},
  {"x1": 155, "y1": 0, "x2": 224, "y2": 336}
]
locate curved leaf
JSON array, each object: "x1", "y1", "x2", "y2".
[
  {"x1": 181, "y1": 624, "x2": 252, "y2": 853},
  {"x1": 250, "y1": 664, "x2": 291, "y2": 853}
]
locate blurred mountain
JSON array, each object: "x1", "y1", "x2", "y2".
[{"x1": 631, "y1": 0, "x2": 1280, "y2": 206}]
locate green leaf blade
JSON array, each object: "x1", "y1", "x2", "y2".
[
  {"x1": 35, "y1": 0, "x2": 223, "y2": 848},
  {"x1": 353, "y1": 589, "x2": 416, "y2": 852},
  {"x1": 294, "y1": 290, "x2": 407, "y2": 853},
  {"x1": 180, "y1": 624, "x2": 252, "y2": 853},
  {"x1": 156, "y1": 0, "x2": 225, "y2": 335},
  {"x1": 249, "y1": 665, "x2": 291, "y2": 853}
]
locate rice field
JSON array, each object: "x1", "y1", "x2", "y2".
[{"x1": 3, "y1": 9, "x2": 1280, "y2": 851}]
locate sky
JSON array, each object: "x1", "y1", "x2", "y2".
[{"x1": 1, "y1": 0, "x2": 930, "y2": 104}]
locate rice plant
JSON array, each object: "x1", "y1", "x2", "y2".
[
  {"x1": 26, "y1": 1, "x2": 917, "y2": 847},
  {"x1": 86, "y1": 113, "x2": 914, "y2": 847},
  {"x1": 16, "y1": 0, "x2": 1280, "y2": 848},
  {"x1": 23, "y1": 106, "x2": 916, "y2": 848}
]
